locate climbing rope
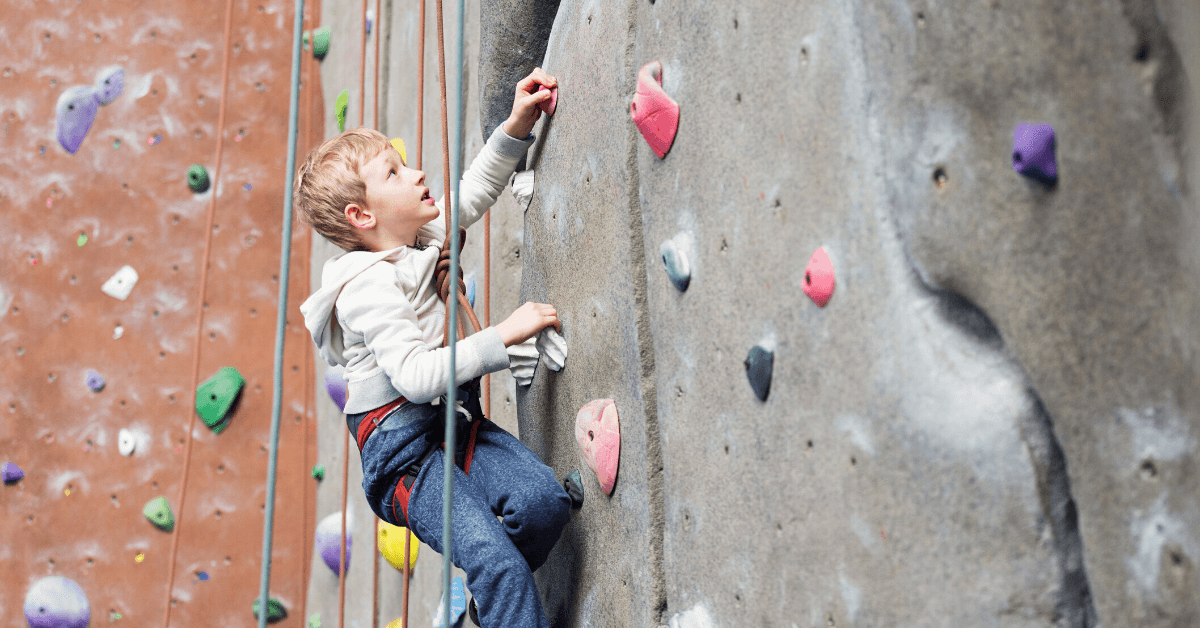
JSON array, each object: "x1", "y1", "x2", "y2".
[{"x1": 161, "y1": 0, "x2": 237, "y2": 624}]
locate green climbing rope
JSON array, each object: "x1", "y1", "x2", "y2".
[{"x1": 258, "y1": 1, "x2": 305, "y2": 627}]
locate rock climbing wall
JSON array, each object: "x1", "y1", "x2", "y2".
[
  {"x1": 0, "y1": 1, "x2": 321, "y2": 626},
  {"x1": 307, "y1": 0, "x2": 1200, "y2": 627}
]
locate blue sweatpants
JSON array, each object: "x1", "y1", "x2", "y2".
[{"x1": 398, "y1": 413, "x2": 571, "y2": 628}]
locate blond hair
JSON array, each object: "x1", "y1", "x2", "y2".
[{"x1": 293, "y1": 128, "x2": 390, "y2": 252}]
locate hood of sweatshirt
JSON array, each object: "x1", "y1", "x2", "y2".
[{"x1": 300, "y1": 247, "x2": 407, "y2": 367}]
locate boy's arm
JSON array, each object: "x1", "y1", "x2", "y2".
[{"x1": 338, "y1": 264, "x2": 510, "y2": 404}]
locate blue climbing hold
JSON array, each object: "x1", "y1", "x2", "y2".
[
  {"x1": 744, "y1": 345, "x2": 773, "y2": 402},
  {"x1": 465, "y1": 272, "x2": 476, "y2": 308},
  {"x1": 432, "y1": 577, "x2": 467, "y2": 628},
  {"x1": 56, "y1": 86, "x2": 99, "y2": 154},
  {"x1": 93, "y1": 66, "x2": 125, "y2": 106},
  {"x1": 659, "y1": 237, "x2": 691, "y2": 292},
  {"x1": 1012, "y1": 123, "x2": 1057, "y2": 184},
  {"x1": 24, "y1": 576, "x2": 90, "y2": 628},
  {"x1": 86, "y1": 370, "x2": 105, "y2": 392},
  {"x1": 2, "y1": 461, "x2": 24, "y2": 484}
]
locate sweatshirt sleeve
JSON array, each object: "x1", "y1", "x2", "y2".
[
  {"x1": 337, "y1": 264, "x2": 510, "y2": 404},
  {"x1": 420, "y1": 127, "x2": 533, "y2": 243}
]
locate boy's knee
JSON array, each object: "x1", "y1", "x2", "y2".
[{"x1": 509, "y1": 483, "x2": 570, "y2": 535}]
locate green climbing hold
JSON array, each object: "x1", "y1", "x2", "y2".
[
  {"x1": 195, "y1": 366, "x2": 245, "y2": 433},
  {"x1": 253, "y1": 598, "x2": 288, "y2": 624},
  {"x1": 312, "y1": 464, "x2": 325, "y2": 481},
  {"x1": 302, "y1": 31, "x2": 311, "y2": 51},
  {"x1": 76, "y1": 232, "x2": 88, "y2": 247},
  {"x1": 187, "y1": 164, "x2": 210, "y2": 193},
  {"x1": 143, "y1": 496, "x2": 174, "y2": 531},
  {"x1": 312, "y1": 26, "x2": 331, "y2": 60},
  {"x1": 336, "y1": 89, "x2": 349, "y2": 132},
  {"x1": 308, "y1": 613, "x2": 322, "y2": 628}
]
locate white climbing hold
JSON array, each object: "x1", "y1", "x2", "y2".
[
  {"x1": 512, "y1": 170, "x2": 534, "y2": 209},
  {"x1": 508, "y1": 336, "x2": 538, "y2": 387},
  {"x1": 112, "y1": 325, "x2": 124, "y2": 340},
  {"x1": 536, "y1": 327, "x2": 567, "y2": 372},
  {"x1": 101, "y1": 265, "x2": 138, "y2": 300},
  {"x1": 118, "y1": 428, "x2": 136, "y2": 456}
]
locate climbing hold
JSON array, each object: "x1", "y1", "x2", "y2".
[
  {"x1": 243, "y1": 183, "x2": 252, "y2": 191},
  {"x1": 24, "y1": 576, "x2": 90, "y2": 628},
  {"x1": 143, "y1": 496, "x2": 175, "y2": 531},
  {"x1": 252, "y1": 598, "x2": 288, "y2": 624},
  {"x1": 366, "y1": 9, "x2": 375, "y2": 34},
  {"x1": 55, "y1": 85, "x2": 99, "y2": 154},
  {"x1": 1012, "y1": 123, "x2": 1057, "y2": 184},
  {"x1": 312, "y1": 464, "x2": 325, "y2": 481},
  {"x1": 511, "y1": 170, "x2": 534, "y2": 209},
  {"x1": 312, "y1": 26, "x2": 331, "y2": 59},
  {"x1": 802, "y1": 247, "x2": 835, "y2": 307},
  {"x1": 630, "y1": 61, "x2": 679, "y2": 159},
  {"x1": 465, "y1": 272, "x2": 476, "y2": 308},
  {"x1": 93, "y1": 65, "x2": 125, "y2": 105},
  {"x1": 187, "y1": 164, "x2": 210, "y2": 193},
  {"x1": 385, "y1": 620, "x2": 402, "y2": 628},
  {"x1": 195, "y1": 366, "x2": 245, "y2": 433},
  {"x1": 196, "y1": 571, "x2": 209, "y2": 581},
  {"x1": 118, "y1": 428, "x2": 136, "y2": 456},
  {"x1": 309, "y1": 613, "x2": 323, "y2": 628},
  {"x1": 85, "y1": 369, "x2": 105, "y2": 392},
  {"x1": 536, "y1": 327, "x2": 567, "y2": 372},
  {"x1": 76, "y1": 232, "x2": 88, "y2": 246},
  {"x1": 509, "y1": 336, "x2": 538, "y2": 387},
  {"x1": 432, "y1": 577, "x2": 467, "y2": 628},
  {"x1": 324, "y1": 365, "x2": 347, "y2": 413},
  {"x1": 101, "y1": 265, "x2": 139, "y2": 301},
  {"x1": 315, "y1": 510, "x2": 352, "y2": 575},
  {"x1": 744, "y1": 345, "x2": 773, "y2": 402},
  {"x1": 2, "y1": 461, "x2": 24, "y2": 484},
  {"x1": 112, "y1": 325, "x2": 124, "y2": 340},
  {"x1": 563, "y1": 469, "x2": 584, "y2": 508},
  {"x1": 659, "y1": 236, "x2": 691, "y2": 292},
  {"x1": 377, "y1": 520, "x2": 420, "y2": 572},
  {"x1": 575, "y1": 399, "x2": 621, "y2": 495},
  {"x1": 303, "y1": 31, "x2": 311, "y2": 51},
  {"x1": 536, "y1": 84, "x2": 558, "y2": 116},
  {"x1": 390, "y1": 137, "x2": 407, "y2": 164},
  {"x1": 336, "y1": 89, "x2": 349, "y2": 132}
]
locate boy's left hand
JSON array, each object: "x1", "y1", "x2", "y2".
[{"x1": 502, "y1": 68, "x2": 557, "y2": 139}]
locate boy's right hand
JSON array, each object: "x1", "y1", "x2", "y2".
[{"x1": 496, "y1": 302, "x2": 561, "y2": 347}]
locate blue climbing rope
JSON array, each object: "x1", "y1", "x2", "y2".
[{"x1": 257, "y1": 1, "x2": 306, "y2": 626}]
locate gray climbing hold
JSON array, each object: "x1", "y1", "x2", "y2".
[
  {"x1": 93, "y1": 66, "x2": 125, "y2": 105},
  {"x1": 85, "y1": 369, "x2": 105, "y2": 392},
  {"x1": 187, "y1": 164, "x2": 210, "y2": 193},
  {"x1": 659, "y1": 237, "x2": 691, "y2": 292},
  {"x1": 143, "y1": 496, "x2": 175, "y2": 531},
  {"x1": 2, "y1": 461, "x2": 24, "y2": 484},
  {"x1": 563, "y1": 469, "x2": 584, "y2": 508},
  {"x1": 55, "y1": 86, "x2": 99, "y2": 154},
  {"x1": 24, "y1": 576, "x2": 90, "y2": 628},
  {"x1": 744, "y1": 345, "x2": 773, "y2": 402}
]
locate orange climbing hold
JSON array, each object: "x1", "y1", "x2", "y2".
[{"x1": 630, "y1": 61, "x2": 678, "y2": 158}]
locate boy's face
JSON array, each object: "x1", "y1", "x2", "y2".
[{"x1": 355, "y1": 145, "x2": 438, "y2": 247}]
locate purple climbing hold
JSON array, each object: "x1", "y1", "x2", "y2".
[
  {"x1": 325, "y1": 365, "x2": 347, "y2": 413},
  {"x1": 1012, "y1": 123, "x2": 1057, "y2": 184},
  {"x1": 56, "y1": 86, "x2": 100, "y2": 154},
  {"x1": 93, "y1": 66, "x2": 125, "y2": 105},
  {"x1": 24, "y1": 576, "x2": 90, "y2": 628},
  {"x1": 315, "y1": 511, "x2": 352, "y2": 575},
  {"x1": 85, "y1": 370, "x2": 105, "y2": 392},
  {"x1": 3, "y1": 462, "x2": 23, "y2": 484}
]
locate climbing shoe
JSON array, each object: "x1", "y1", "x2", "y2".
[{"x1": 469, "y1": 598, "x2": 479, "y2": 627}]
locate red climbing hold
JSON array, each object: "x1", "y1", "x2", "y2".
[
  {"x1": 537, "y1": 84, "x2": 558, "y2": 116},
  {"x1": 576, "y1": 399, "x2": 621, "y2": 496},
  {"x1": 803, "y1": 247, "x2": 835, "y2": 307},
  {"x1": 630, "y1": 61, "x2": 678, "y2": 159}
]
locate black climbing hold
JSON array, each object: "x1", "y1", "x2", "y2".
[
  {"x1": 563, "y1": 469, "x2": 584, "y2": 508},
  {"x1": 744, "y1": 345, "x2": 773, "y2": 402},
  {"x1": 312, "y1": 26, "x2": 331, "y2": 59},
  {"x1": 143, "y1": 496, "x2": 175, "y2": 531},
  {"x1": 195, "y1": 366, "x2": 244, "y2": 433},
  {"x1": 187, "y1": 164, "x2": 210, "y2": 193},
  {"x1": 252, "y1": 598, "x2": 288, "y2": 624}
]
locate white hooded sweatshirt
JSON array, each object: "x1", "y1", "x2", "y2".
[{"x1": 300, "y1": 127, "x2": 532, "y2": 414}]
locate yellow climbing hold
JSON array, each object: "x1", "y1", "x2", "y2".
[
  {"x1": 135, "y1": 553, "x2": 144, "y2": 563},
  {"x1": 389, "y1": 138, "x2": 407, "y2": 165},
  {"x1": 377, "y1": 520, "x2": 419, "y2": 571},
  {"x1": 385, "y1": 619, "x2": 403, "y2": 628}
]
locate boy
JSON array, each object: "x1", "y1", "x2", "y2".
[{"x1": 298, "y1": 68, "x2": 569, "y2": 628}]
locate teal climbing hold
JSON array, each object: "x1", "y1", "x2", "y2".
[
  {"x1": 252, "y1": 598, "x2": 288, "y2": 624},
  {"x1": 143, "y1": 496, "x2": 174, "y2": 531},
  {"x1": 195, "y1": 366, "x2": 245, "y2": 433},
  {"x1": 336, "y1": 89, "x2": 349, "y2": 132},
  {"x1": 311, "y1": 26, "x2": 331, "y2": 60},
  {"x1": 187, "y1": 164, "x2": 210, "y2": 193}
]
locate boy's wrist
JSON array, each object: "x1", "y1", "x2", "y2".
[{"x1": 501, "y1": 116, "x2": 531, "y2": 141}]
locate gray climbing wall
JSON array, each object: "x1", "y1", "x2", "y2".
[{"x1": 308, "y1": 0, "x2": 1200, "y2": 627}]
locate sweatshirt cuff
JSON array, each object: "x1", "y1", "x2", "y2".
[
  {"x1": 488, "y1": 126, "x2": 535, "y2": 160},
  {"x1": 468, "y1": 326, "x2": 510, "y2": 374}
]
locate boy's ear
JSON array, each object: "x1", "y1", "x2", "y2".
[{"x1": 344, "y1": 202, "x2": 375, "y2": 229}]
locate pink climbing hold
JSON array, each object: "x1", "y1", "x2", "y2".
[
  {"x1": 802, "y1": 247, "x2": 835, "y2": 307},
  {"x1": 575, "y1": 399, "x2": 620, "y2": 496},
  {"x1": 630, "y1": 61, "x2": 679, "y2": 159},
  {"x1": 537, "y1": 84, "x2": 558, "y2": 115}
]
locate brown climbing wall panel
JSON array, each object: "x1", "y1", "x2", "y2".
[{"x1": 0, "y1": 1, "x2": 323, "y2": 626}]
